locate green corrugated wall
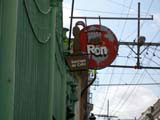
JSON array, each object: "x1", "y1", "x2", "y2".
[
  {"x1": 0, "y1": 0, "x2": 18, "y2": 120},
  {"x1": 0, "y1": 0, "x2": 76, "y2": 120}
]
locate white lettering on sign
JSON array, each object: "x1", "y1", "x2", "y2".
[
  {"x1": 71, "y1": 59, "x2": 87, "y2": 68},
  {"x1": 87, "y1": 45, "x2": 108, "y2": 56}
]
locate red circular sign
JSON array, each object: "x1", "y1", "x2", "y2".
[{"x1": 80, "y1": 24, "x2": 118, "y2": 69}]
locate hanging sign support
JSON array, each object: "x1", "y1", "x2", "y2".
[{"x1": 69, "y1": 2, "x2": 160, "y2": 69}]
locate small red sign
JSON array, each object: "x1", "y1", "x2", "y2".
[{"x1": 80, "y1": 25, "x2": 118, "y2": 69}]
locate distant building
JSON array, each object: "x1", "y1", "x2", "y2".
[
  {"x1": 139, "y1": 99, "x2": 160, "y2": 120},
  {"x1": 152, "y1": 99, "x2": 160, "y2": 120},
  {"x1": 139, "y1": 106, "x2": 154, "y2": 120}
]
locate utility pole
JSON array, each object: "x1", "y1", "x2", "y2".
[
  {"x1": 107, "y1": 100, "x2": 110, "y2": 120},
  {"x1": 137, "y1": 2, "x2": 141, "y2": 69},
  {"x1": 95, "y1": 100, "x2": 118, "y2": 120}
]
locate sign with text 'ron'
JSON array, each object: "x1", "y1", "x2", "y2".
[
  {"x1": 80, "y1": 25, "x2": 118, "y2": 69},
  {"x1": 66, "y1": 55, "x2": 88, "y2": 71}
]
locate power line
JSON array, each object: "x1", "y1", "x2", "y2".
[
  {"x1": 111, "y1": 49, "x2": 159, "y2": 116},
  {"x1": 123, "y1": 0, "x2": 155, "y2": 41},
  {"x1": 155, "y1": 55, "x2": 160, "y2": 60},
  {"x1": 63, "y1": 7, "x2": 145, "y2": 16},
  {"x1": 111, "y1": 32, "x2": 157, "y2": 115},
  {"x1": 140, "y1": 0, "x2": 154, "y2": 28},
  {"x1": 150, "y1": 47, "x2": 160, "y2": 52},
  {"x1": 139, "y1": 27, "x2": 160, "y2": 67},
  {"x1": 145, "y1": 69, "x2": 160, "y2": 89},
  {"x1": 115, "y1": 0, "x2": 125, "y2": 39},
  {"x1": 119, "y1": 0, "x2": 134, "y2": 40},
  {"x1": 145, "y1": 56, "x2": 160, "y2": 67},
  {"x1": 111, "y1": 49, "x2": 137, "y2": 115},
  {"x1": 99, "y1": 67, "x2": 115, "y2": 114},
  {"x1": 109, "y1": 0, "x2": 135, "y2": 111},
  {"x1": 109, "y1": 56, "x2": 131, "y2": 105},
  {"x1": 114, "y1": 71, "x2": 146, "y2": 116},
  {"x1": 81, "y1": 0, "x2": 159, "y2": 118},
  {"x1": 117, "y1": 55, "x2": 135, "y2": 59},
  {"x1": 107, "y1": 0, "x2": 148, "y2": 15},
  {"x1": 112, "y1": 29, "x2": 159, "y2": 114},
  {"x1": 111, "y1": 70, "x2": 143, "y2": 115},
  {"x1": 110, "y1": 48, "x2": 137, "y2": 115}
]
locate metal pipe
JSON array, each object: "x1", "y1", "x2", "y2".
[
  {"x1": 92, "y1": 83, "x2": 160, "y2": 86},
  {"x1": 71, "y1": 16, "x2": 153, "y2": 20},
  {"x1": 108, "y1": 65, "x2": 160, "y2": 69},
  {"x1": 119, "y1": 42, "x2": 160, "y2": 46},
  {"x1": 68, "y1": 0, "x2": 75, "y2": 50},
  {"x1": 81, "y1": 71, "x2": 96, "y2": 97}
]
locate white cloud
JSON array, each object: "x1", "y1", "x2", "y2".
[
  {"x1": 91, "y1": 86, "x2": 158, "y2": 119},
  {"x1": 150, "y1": 13, "x2": 160, "y2": 30},
  {"x1": 63, "y1": 3, "x2": 71, "y2": 28},
  {"x1": 154, "y1": 13, "x2": 160, "y2": 26},
  {"x1": 148, "y1": 13, "x2": 160, "y2": 34}
]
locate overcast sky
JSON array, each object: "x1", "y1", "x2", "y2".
[{"x1": 63, "y1": 0, "x2": 160, "y2": 119}]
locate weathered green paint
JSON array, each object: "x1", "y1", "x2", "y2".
[
  {"x1": 48, "y1": 1, "x2": 58, "y2": 120},
  {"x1": 53, "y1": 3, "x2": 67, "y2": 119},
  {"x1": 13, "y1": 0, "x2": 54, "y2": 120},
  {"x1": 0, "y1": 0, "x2": 18, "y2": 120},
  {"x1": 0, "y1": 0, "x2": 78, "y2": 120}
]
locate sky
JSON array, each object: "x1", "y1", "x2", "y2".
[{"x1": 63, "y1": 0, "x2": 160, "y2": 119}]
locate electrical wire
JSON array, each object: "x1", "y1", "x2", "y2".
[
  {"x1": 112, "y1": 1, "x2": 159, "y2": 112},
  {"x1": 111, "y1": 27, "x2": 158, "y2": 116},
  {"x1": 140, "y1": 0, "x2": 154, "y2": 28},
  {"x1": 145, "y1": 69, "x2": 160, "y2": 89},
  {"x1": 155, "y1": 55, "x2": 160, "y2": 60},
  {"x1": 106, "y1": 0, "x2": 148, "y2": 15},
  {"x1": 98, "y1": 0, "x2": 130, "y2": 113},
  {"x1": 112, "y1": 52, "x2": 156, "y2": 116},
  {"x1": 77, "y1": 0, "x2": 159, "y2": 116},
  {"x1": 106, "y1": 0, "x2": 128, "y2": 106},
  {"x1": 145, "y1": 55, "x2": 160, "y2": 66},
  {"x1": 113, "y1": 71, "x2": 146, "y2": 116},
  {"x1": 123, "y1": 0, "x2": 154, "y2": 42},
  {"x1": 115, "y1": 0, "x2": 125, "y2": 38},
  {"x1": 113, "y1": 43, "x2": 160, "y2": 115},
  {"x1": 92, "y1": 69, "x2": 109, "y2": 94},
  {"x1": 99, "y1": 67, "x2": 115, "y2": 114},
  {"x1": 111, "y1": 69, "x2": 141, "y2": 115},
  {"x1": 150, "y1": 47, "x2": 160, "y2": 52},
  {"x1": 117, "y1": 55, "x2": 135, "y2": 59},
  {"x1": 119, "y1": 0, "x2": 134, "y2": 40},
  {"x1": 112, "y1": 48, "x2": 152, "y2": 115},
  {"x1": 63, "y1": 7, "x2": 145, "y2": 16},
  {"x1": 109, "y1": 0, "x2": 135, "y2": 109},
  {"x1": 109, "y1": 57, "x2": 132, "y2": 104},
  {"x1": 122, "y1": 49, "x2": 160, "y2": 111}
]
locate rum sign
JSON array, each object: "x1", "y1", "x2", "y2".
[{"x1": 80, "y1": 25, "x2": 119, "y2": 69}]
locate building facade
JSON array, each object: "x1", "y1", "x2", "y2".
[
  {"x1": 0, "y1": 0, "x2": 81, "y2": 120},
  {"x1": 152, "y1": 99, "x2": 160, "y2": 120},
  {"x1": 139, "y1": 99, "x2": 160, "y2": 120}
]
